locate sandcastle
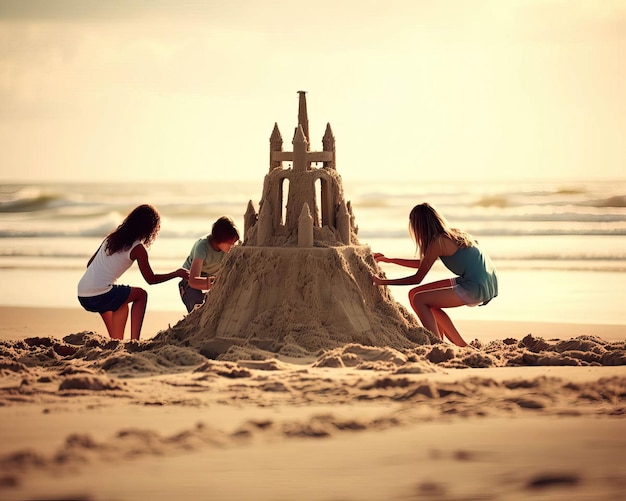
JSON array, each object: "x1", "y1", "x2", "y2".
[
  {"x1": 244, "y1": 91, "x2": 355, "y2": 248},
  {"x1": 159, "y1": 92, "x2": 433, "y2": 360}
]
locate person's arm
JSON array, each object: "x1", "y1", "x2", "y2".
[
  {"x1": 187, "y1": 257, "x2": 215, "y2": 291},
  {"x1": 131, "y1": 244, "x2": 189, "y2": 284},
  {"x1": 372, "y1": 239, "x2": 441, "y2": 286},
  {"x1": 374, "y1": 253, "x2": 421, "y2": 269}
]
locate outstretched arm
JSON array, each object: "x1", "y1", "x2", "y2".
[
  {"x1": 131, "y1": 244, "x2": 189, "y2": 285},
  {"x1": 372, "y1": 241, "x2": 440, "y2": 286},
  {"x1": 372, "y1": 272, "x2": 420, "y2": 286},
  {"x1": 374, "y1": 252, "x2": 421, "y2": 269}
]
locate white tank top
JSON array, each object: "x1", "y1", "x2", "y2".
[{"x1": 77, "y1": 239, "x2": 141, "y2": 297}]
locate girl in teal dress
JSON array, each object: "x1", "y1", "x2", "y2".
[{"x1": 372, "y1": 203, "x2": 498, "y2": 347}]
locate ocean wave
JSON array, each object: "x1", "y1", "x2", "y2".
[
  {"x1": 432, "y1": 211, "x2": 626, "y2": 224},
  {"x1": 0, "y1": 187, "x2": 65, "y2": 213},
  {"x1": 357, "y1": 227, "x2": 626, "y2": 239},
  {"x1": 354, "y1": 193, "x2": 626, "y2": 215},
  {"x1": 0, "y1": 198, "x2": 244, "y2": 219},
  {"x1": 471, "y1": 194, "x2": 626, "y2": 210},
  {"x1": 493, "y1": 254, "x2": 626, "y2": 262},
  {"x1": 472, "y1": 195, "x2": 511, "y2": 208},
  {"x1": 581, "y1": 195, "x2": 626, "y2": 208},
  {"x1": 2, "y1": 180, "x2": 625, "y2": 240},
  {"x1": 1, "y1": 224, "x2": 625, "y2": 239},
  {"x1": 554, "y1": 186, "x2": 587, "y2": 195},
  {"x1": 0, "y1": 227, "x2": 203, "y2": 239},
  {"x1": 2, "y1": 182, "x2": 624, "y2": 217},
  {"x1": 487, "y1": 260, "x2": 626, "y2": 273}
]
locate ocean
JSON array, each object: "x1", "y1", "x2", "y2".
[{"x1": 1, "y1": 178, "x2": 625, "y2": 327}]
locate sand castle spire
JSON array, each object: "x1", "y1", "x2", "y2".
[
  {"x1": 337, "y1": 199, "x2": 351, "y2": 245},
  {"x1": 297, "y1": 90, "x2": 310, "y2": 150},
  {"x1": 322, "y1": 123, "x2": 336, "y2": 170},
  {"x1": 292, "y1": 124, "x2": 308, "y2": 173},
  {"x1": 298, "y1": 202, "x2": 314, "y2": 247},
  {"x1": 257, "y1": 199, "x2": 272, "y2": 246},
  {"x1": 269, "y1": 123, "x2": 283, "y2": 171},
  {"x1": 244, "y1": 200, "x2": 257, "y2": 241}
]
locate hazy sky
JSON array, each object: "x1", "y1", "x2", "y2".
[{"x1": 1, "y1": 0, "x2": 624, "y2": 183}]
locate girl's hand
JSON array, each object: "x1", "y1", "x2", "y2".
[
  {"x1": 177, "y1": 268, "x2": 190, "y2": 281},
  {"x1": 374, "y1": 252, "x2": 391, "y2": 263}
]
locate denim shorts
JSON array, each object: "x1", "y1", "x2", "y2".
[
  {"x1": 179, "y1": 279, "x2": 207, "y2": 313},
  {"x1": 78, "y1": 285, "x2": 131, "y2": 313}
]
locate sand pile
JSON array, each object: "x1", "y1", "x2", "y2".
[
  {"x1": 148, "y1": 91, "x2": 443, "y2": 360},
  {"x1": 154, "y1": 245, "x2": 436, "y2": 361},
  {"x1": 1, "y1": 331, "x2": 624, "y2": 381}
]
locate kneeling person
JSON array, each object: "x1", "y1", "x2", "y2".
[{"x1": 179, "y1": 216, "x2": 240, "y2": 312}]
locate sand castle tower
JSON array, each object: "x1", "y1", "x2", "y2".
[
  {"x1": 159, "y1": 92, "x2": 431, "y2": 360},
  {"x1": 244, "y1": 90, "x2": 356, "y2": 248}
]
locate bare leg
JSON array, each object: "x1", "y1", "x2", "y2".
[
  {"x1": 427, "y1": 307, "x2": 455, "y2": 342},
  {"x1": 98, "y1": 287, "x2": 147, "y2": 340},
  {"x1": 409, "y1": 282, "x2": 451, "y2": 341},
  {"x1": 430, "y1": 309, "x2": 447, "y2": 340},
  {"x1": 110, "y1": 303, "x2": 129, "y2": 339},
  {"x1": 99, "y1": 311, "x2": 116, "y2": 338},
  {"x1": 422, "y1": 309, "x2": 447, "y2": 341},
  {"x1": 128, "y1": 288, "x2": 148, "y2": 340},
  {"x1": 99, "y1": 306, "x2": 127, "y2": 340},
  {"x1": 431, "y1": 308, "x2": 468, "y2": 347},
  {"x1": 409, "y1": 280, "x2": 467, "y2": 347}
]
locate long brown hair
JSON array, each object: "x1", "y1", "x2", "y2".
[
  {"x1": 408, "y1": 203, "x2": 474, "y2": 258},
  {"x1": 105, "y1": 204, "x2": 161, "y2": 255}
]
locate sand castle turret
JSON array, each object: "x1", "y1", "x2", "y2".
[{"x1": 159, "y1": 92, "x2": 432, "y2": 360}]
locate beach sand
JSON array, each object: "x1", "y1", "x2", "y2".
[
  {"x1": 1, "y1": 306, "x2": 625, "y2": 500},
  {"x1": 1, "y1": 305, "x2": 623, "y2": 345}
]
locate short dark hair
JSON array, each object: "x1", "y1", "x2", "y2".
[{"x1": 211, "y1": 216, "x2": 239, "y2": 244}]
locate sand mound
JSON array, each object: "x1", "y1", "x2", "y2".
[
  {"x1": 153, "y1": 245, "x2": 437, "y2": 360},
  {"x1": 1, "y1": 331, "x2": 624, "y2": 385},
  {"x1": 0, "y1": 333, "x2": 206, "y2": 379}
]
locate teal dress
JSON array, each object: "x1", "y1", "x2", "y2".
[{"x1": 440, "y1": 244, "x2": 498, "y2": 305}]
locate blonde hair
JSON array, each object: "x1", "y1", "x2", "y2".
[{"x1": 408, "y1": 203, "x2": 474, "y2": 258}]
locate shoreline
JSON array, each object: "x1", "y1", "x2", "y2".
[{"x1": 0, "y1": 305, "x2": 623, "y2": 344}]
